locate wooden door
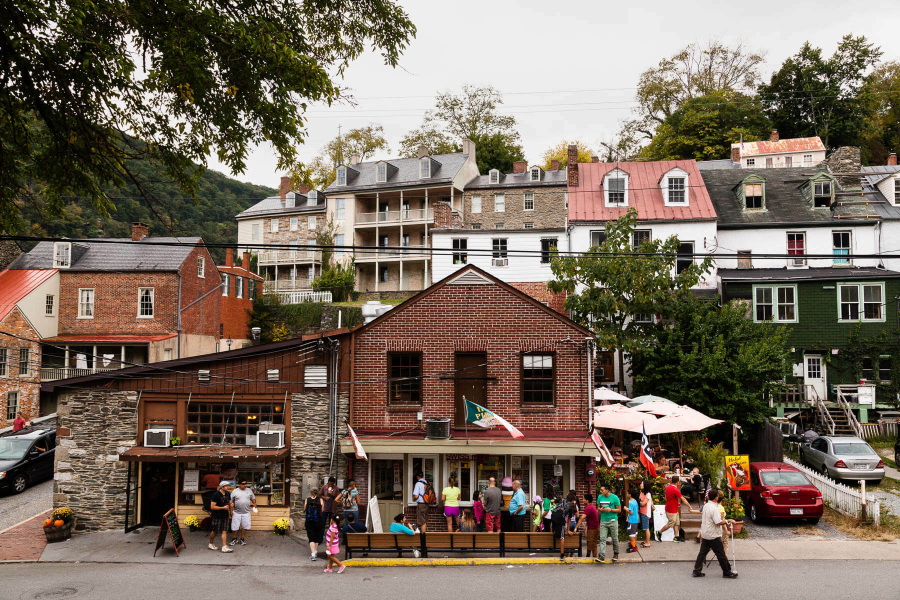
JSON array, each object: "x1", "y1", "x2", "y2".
[{"x1": 454, "y1": 353, "x2": 487, "y2": 427}]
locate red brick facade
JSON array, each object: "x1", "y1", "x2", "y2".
[
  {"x1": 508, "y1": 282, "x2": 567, "y2": 314},
  {"x1": 0, "y1": 308, "x2": 41, "y2": 426},
  {"x1": 219, "y1": 251, "x2": 262, "y2": 342}
]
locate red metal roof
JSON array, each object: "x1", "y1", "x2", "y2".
[
  {"x1": 0, "y1": 269, "x2": 57, "y2": 322},
  {"x1": 735, "y1": 137, "x2": 824, "y2": 156},
  {"x1": 44, "y1": 333, "x2": 177, "y2": 343},
  {"x1": 568, "y1": 160, "x2": 717, "y2": 223}
]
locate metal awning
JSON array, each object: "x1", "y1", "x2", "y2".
[{"x1": 119, "y1": 445, "x2": 290, "y2": 462}]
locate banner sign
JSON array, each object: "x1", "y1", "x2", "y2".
[{"x1": 725, "y1": 455, "x2": 750, "y2": 491}]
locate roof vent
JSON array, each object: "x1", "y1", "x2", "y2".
[{"x1": 198, "y1": 369, "x2": 210, "y2": 382}]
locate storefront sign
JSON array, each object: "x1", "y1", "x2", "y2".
[
  {"x1": 446, "y1": 454, "x2": 471, "y2": 460},
  {"x1": 182, "y1": 470, "x2": 200, "y2": 492},
  {"x1": 725, "y1": 455, "x2": 750, "y2": 491}
]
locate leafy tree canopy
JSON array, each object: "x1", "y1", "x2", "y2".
[
  {"x1": 861, "y1": 61, "x2": 900, "y2": 165},
  {"x1": 631, "y1": 294, "x2": 791, "y2": 427},
  {"x1": 540, "y1": 140, "x2": 594, "y2": 170},
  {"x1": 640, "y1": 90, "x2": 771, "y2": 161},
  {"x1": 0, "y1": 0, "x2": 416, "y2": 233},
  {"x1": 468, "y1": 132, "x2": 525, "y2": 173},
  {"x1": 307, "y1": 124, "x2": 390, "y2": 189}
]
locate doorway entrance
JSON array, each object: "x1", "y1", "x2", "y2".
[
  {"x1": 535, "y1": 459, "x2": 571, "y2": 501},
  {"x1": 370, "y1": 458, "x2": 404, "y2": 531},
  {"x1": 804, "y1": 354, "x2": 827, "y2": 401},
  {"x1": 140, "y1": 462, "x2": 176, "y2": 525},
  {"x1": 454, "y1": 352, "x2": 487, "y2": 427}
]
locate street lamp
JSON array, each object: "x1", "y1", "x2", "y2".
[{"x1": 226, "y1": 337, "x2": 233, "y2": 351}]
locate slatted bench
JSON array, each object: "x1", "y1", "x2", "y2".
[
  {"x1": 503, "y1": 531, "x2": 582, "y2": 557},
  {"x1": 419, "y1": 532, "x2": 501, "y2": 557},
  {"x1": 344, "y1": 531, "x2": 583, "y2": 559},
  {"x1": 345, "y1": 532, "x2": 421, "y2": 559}
]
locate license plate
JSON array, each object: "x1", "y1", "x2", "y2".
[
  {"x1": 790, "y1": 508, "x2": 803, "y2": 515},
  {"x1": 854, "y1": 464, "x2": 868, "y2": 470}
]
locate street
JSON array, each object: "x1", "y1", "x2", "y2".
[
  {"x1": 0, "y1": 479, "x2": 52, "y2": 532},
  {"x1": 1, "y1": 560, "x2": 895, "y2": 599}
]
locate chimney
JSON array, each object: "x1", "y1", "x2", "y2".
[
  {"x1": 770, "y1": 130, "x2": 779, "y2": 143},
  {"x1": 591, "y1": 155, "x2": 600, "y2": 163},
  {"x1": 279, "y1": 176, "x2": 291, "y2": 203},
  {"x1": 566, "y1": 144, "x2": 578, "y2": 187},
  {"x1": 731, "y1": 146, "x2": 741, "y2": 163},
  {"x1": 131, "y1": 222, "x2": 149, "y2": 242},
  {"x1": 512, "y1": 160, "x2": 527, "y2": 174},
  {"x1": 825, "y1": 146, "x2": 861, "y2": 189},
  {"x1": 432, "y1": 201, "x2": 452, "y2": 229},
  {"x1": 889, "y1": 153, "x2": 897, "y2": 166},
  {"x1": 462, "y1": 138, "x2": 476, "y2": 164},
  {"x1": 242, "y1": 252, "x2": 250, "y2": 271},
  {"x1": 225, "y1": 248, "x2": 234, "y2": 267},
  {"x1": 350, "y1": 153, "x2": 360, "y2": 166},
  {"x1": 294, "y1": 183, "x2": 310, "y2": 195},
  {"x1": 417, "y1": 145, "x2": 429, "y2": 159},
  {"x1": 551, "y1": 159, "x2": 560, "y2": 171}
]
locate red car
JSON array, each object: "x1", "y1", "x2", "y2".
[{"x1": 742, "y1": 462, "x2": 823, "y2": 524}]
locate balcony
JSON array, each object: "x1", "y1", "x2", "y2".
[
  {"x1": 257, "y1": 249, "x2": 322, "y2": 266},
  {"x1": 263, "y1": 279, "x2": 314, "y2": 293},
  {"x1": 355, "y1": 244, "x2": 431, "y2": 263},
  {"x1": 356, "y1": 208, "x2": 433, "y2": 227},
  {"x1": 41, "y1": 367, "x2": 117, "y2": 382},
  {"x1": 278, "y1": 290, "x2": 333, "y2": 304}
]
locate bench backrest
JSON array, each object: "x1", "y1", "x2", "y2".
[
  {"x1": 422, "y1": 532, "x2": 501, "y2": 550},
  {"x1": 346, "y1": 532, "x2": 419, "y2": 550}
]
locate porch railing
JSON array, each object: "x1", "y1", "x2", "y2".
[
  {"x1": 40, "y1": 367, "x2": 117, "y2": 382},
  {"x1": 356, "y1": 209, "x2": 433, "y2": 224},
  {"x1": 263, "y1": 279, "x2": 314, "y2": 293},
  {"x1": 277, "y1": 290, "x2": 332, "y2": 304},
  {"x1": 809, "y1": 386, "x2": 835, "y2": 436},
  {"x1": 257, "y1": 249, "x2": 321, "y2": 265},
  {"x1": 835, "y1": 387, "x2": 864, "y2": 438}
]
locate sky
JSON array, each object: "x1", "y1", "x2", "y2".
[{"x1": 207, "y1": 0, "x2": 900, "y2": 188}]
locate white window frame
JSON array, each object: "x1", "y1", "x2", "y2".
[
  {"x1": 197, "y1": 256, "x2": 205, "y2": 278},
  {"x1": 285, "y1": 192, "x2": 295, "y2": 208},
  {"x1": 307, "y1": 190, "x2": 318, "y2": 207},
  {"x1": 661, "y1": 168, "x2": 689, "y2": 206},
  {"x1": 494, "y1": 194, "x2": 505, "y2": 213},
  {"x1": 53, "y1": 242, "x2": 71, "y2": 268},
  {"x1": 336, "y1": 167, "x2": 347, "y2": 186},
  {"x1": 420, "y1": 158, "x2": 431, "y2": 179},
  {"x1": 471, "y1": 223, "x2": 482, "y2": 230},
  {"x1": 814, "y1": 181, "x2": 833, "y2": 208},
  {"x1": 745, "y1": 158, "x2": 756, "y2": 167},
  {"x1": 0, "y1": 348, "x2": 7, "y2": 377},
  {"x1": 222, "y1": 274, "x2": 230, "y2": 297},
  {"x1": 45, "y1": 294, "x2": 54, "y2": 316},
  {"x1": 290, "y1": 217, "x2": 298, "y2": 231},
  {"x1": 803, "y1": 154, "x2": 813, "y2": 167},
  {"x1": 787, "y1": 232, "x2": 806, "y2": 267},
  {"x1": 19, "y1": 347, "x2": 30, "y2": 377},
  {"x1": 236, "y1": 277, "x2": 244, "y2": 299},
  {"x1": 335, "y1": 234, "x2": 345, "y2": 255},
  {"x1": 138, "y1": 287, "x2": 155, "y2": 318},
  {"x1": 270, "y1": 219, "x2": 279, "y2": 233},
  {"x1": 752, "y1": 284, "x2": 798, "y2": 323},
  {"x1": 471, "y1": 195, "x2": 482, "y2": 214},
  {"x1": 336, "y1": 198, "x2": 346, "y2": 219},
  {"x1": 524, "y1": 222, "x2": 534, "y2": 229},
  {"x1": 604, "y1": 169, "x2": 629, "y2": 207},
  {"x1": 376, "y1": 163, "x2": 387, "y2": 183},
  {"x1": 489, "y1": 169, "x2": 500, "y2": 185},
  {"x1": 308, "y1": 216, "x2": 317, "y2": 230},
  {"x1": 78, "y1": 288, "x2": 94, "y2": 319},
  {"x1": 838, "y1": 282, "x2": 885, "y2": 323},
  {"x1": 675, "y1": 241, "x2": 694, "y2": 274},
  {"x1": 530, "y1": 167, "x2": 541, "y2": 182},
  {"x1": 251, "y1": 223, "x2": 261, "y2": 242},
  {"x1": 524, "y1": 191, "x2": 535, "y2": 211},
  {"x1": 492, "y1": 238, "x2": 508, "y2": 267},
  {"x1": 833, "y1": 230, "x2": 851, "y2": 266}
]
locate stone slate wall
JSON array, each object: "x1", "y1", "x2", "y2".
[
  {"x1": 54, "y1": 389, "x2": 138, "y2": 533},
  {"x1": 825, "y1": 146, "x2": 861, "y2": 189},
  {"x1": 0, "y1": 239, "x2": 22, "y2": 270},
  {"x1": 289, "y1": 391, "x2": 350, "y2": 527}
]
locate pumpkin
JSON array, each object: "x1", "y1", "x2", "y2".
[
  {"x1": 44, "y1": 519, "x2": 52, "y2": 528},
  {"x1": 53, "y1": 520, "x2": 64, "y2": 527}
]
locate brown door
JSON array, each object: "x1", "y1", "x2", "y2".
[
  {"x1": 596, "y1": 351, "x2": 614, "y2": 384},
  {"x1": 454, "y1": 353, "x2": 487, "y2": 427}
]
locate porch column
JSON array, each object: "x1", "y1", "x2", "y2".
[
  {"x1": 93, "y1": 345, "x2": 97, "y2": 370},
  {"x1": 120, "y1": 345, "x2": 125, "y2": 369},
  {"x1": 64, "y1": 346, "x2": 70, "y2": 373},
  {"x1": 375, "y1": 192, "x2": 380, "y2": 293}
]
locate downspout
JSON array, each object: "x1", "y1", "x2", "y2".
[
  {"x1": 586, "y1": 338, "x2": 594, "y2": 429},
  {"x1": 176, "y1": 271, "x2": 183, "y2": 359}
]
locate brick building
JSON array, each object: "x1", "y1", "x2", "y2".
[
  {"x1": 340, "y1": 264, "x2": 595, "y2": 531},
  {"x1": 218, "y1": 248, "x2": 262, "y2": 348}
]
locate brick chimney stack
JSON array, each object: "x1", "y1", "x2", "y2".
[
  {"x1": 889, "y1": 153, "x2": 897, "y2": 166},
  {"x1": 566, "y1": 144, "x2": 578, "y2": 186},
  {"x1": 591, "y1": 155, "x2": 600, "y2": 163},
  {"x1": 731, "y1": 146, "x2": 741, "y2": 163},
  {"x1": 280, "y1": 176, "x2": 291, "y2": 203},
  {"x1": 226, "y1": 248, "x2": 234, "y2": 267},
  {"x1": 551, "y1": 160, "x2": 560, "y2": 171},
  {"x1": 242, "y1": 252, "x2": 250, "y2": 271},
  {"x1": 770, "y1": 130, "x2": 779, "y2": 143},
  {"x1": 131, "y1": 222, "x2": 149, "y2": 242},
  {"x1": 432, "y1": 201, "x2": 452, "y2": 229},
  {"x1": 512, "y1": 160, "x2": 527, "y2": 174}
]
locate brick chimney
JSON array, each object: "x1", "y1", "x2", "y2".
[
  {"x1": 551, "y1": 160, "x2": 560, "y2": 171},
  {"x1": 512, "y1": 160, "x2": 527, "y2": 174},
  {"x1": 770, "y1": 130, "x2": 779, "y2": 143},
  {"x1": 566, "y1": 144, "x2": 578, "y2": 186},
  {"x1": 226, "y1": 248, "x2": 234, "y2": 267},
  {"x1": 294, "y1": 183, "x2": 310, "y2": 195},
  {"x1": 889, "y1": 153, "x2": 897, "y2": 166},
  {"x1": 432, "y1": 201, "x2": 452, "y2": 229},
  {"x1": 462, "y1": 138, "x2": 476, "y2": 164},
  {"x1": 417, "y1": 145, "x2": 429, "y2": 159},
  {"x1": 242, "y1": 252, "x2": 250, "y2": 271},
  {"x1": 591, "y1": 155, "x2": 600, "y2": 163},
  {"x1": 280, "y1": 176, "x2": 291, "y2": 203},
  {"x1": 731, "y1": 146, "x2": 741, "y2": 163},
  {"x1": 131, "y1": 222, "x2": 149, "y2": 242}
]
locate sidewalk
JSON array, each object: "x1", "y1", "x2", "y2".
[{"x1": 0, "y1": 510, "x2": 51, "y2": 562}]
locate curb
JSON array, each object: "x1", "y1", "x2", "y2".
[{"x1": 342, "y1": 556, "x2": 643, "y2": 567}]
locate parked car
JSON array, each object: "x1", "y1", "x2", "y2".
[
  {"x1": 743, "y1": 462, "x2": 823, "y2": 524},
  {"x1": 799, "y1": 436, "x2": 884, "y2": 483},
  {"x1": 0, "y1": 427, "x2": 56, "y2": 494}
]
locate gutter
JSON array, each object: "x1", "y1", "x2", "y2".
[
  {"x1": 717, "y1": 220, "x2": 878, "y2": 229},
  {"x1": 176, "y1": 271, "x2": 182, "y2": 359}
]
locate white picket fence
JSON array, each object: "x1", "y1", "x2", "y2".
[{"x1": 783, "y1": 457, "x2": 881, "y2": 525}]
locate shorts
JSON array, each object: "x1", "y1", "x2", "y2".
[
  {"x1": 444, "y1": 506, "x2": 460, "y2": 519},
  {"x1": 552, "y1": 521, "x2": 565, "y2": 540},
  {"x1": 586, "y1": 528, "x2": 599, "y2": 552},
  {"x1": 666, "y1": 511, "x2": 680, "y2": 529},
  {"x1": 640, "y1": 514, "x2": 650, "y2": 530},
  {"x1": 416, "y1": 502, "x2": 429, "y2": 526},
  {"x1": 210, "y1": 512, "x2": 230, "y2": 533},
  {"x1": 231, "y1": 512, "x2": 251, "y2": 531},
  {"x1": 306, "y1": 523, "x2": 324, "y2": 544},
  {"x1": 627, "y1": 522, "x2": 639, "y2": 537}
]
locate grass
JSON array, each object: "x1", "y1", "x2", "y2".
[
  {"x1": 823, "y1": 506, "x2": 900, "y2": 541},
  {"x1": 792, "y1": 524, "x2": 827, "y2": 537},
  {"x1": 866, "y1": 477, "x2": 900, "y2": 494},
  {"x1": 866, "y1": 435, "x2": 896, "y2": 450}
]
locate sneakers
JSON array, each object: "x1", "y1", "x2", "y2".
[
  {"x1": 324, "y1": 568, "x2": 332, "y2": 573},
  {"x1": 654, "y1": 530, "x2": 661, "y2": 542},
  {"x1": 239, "y1": 539, "x2": 246, "y2": 546},
  {"x1": 338, "y1": 565, "x2": 346, "y2": 574},
  {"x1": 674, "y1": 537, "x2": 686, "y2": 543},
  {"x1": 692, "y1": 572, "x2": 706, "y2": 578},
  {"x1": 559, "y1": 555, "x2": 566, "y2": 562},
  {"x1": 594, "y1": 557, "x2": 605, "y2": 563},
  {"x1": 229, "y1": 538, "x2": 238, "y2": 546},
  {"x1": 612, "y1": 554, "x2": 618, "y2": 562},
  {"x1": 221, "y1": 546, "x2": 233, "y2": 553},
  {"x1": 626, "y1": 547, "x2": 637, "y2": 553},
  {"x1": 723, "y1": 573, "x2": 739, "y2": 579},
  {"x1": 208, "y1": 543, "x2": 219, "y2": 551}
]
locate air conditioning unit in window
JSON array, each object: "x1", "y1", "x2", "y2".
[
  {"x1": 144, "y1": 427, "x2": 173, "y2": 448},
  {"x1": 256, "y1": 430, "x2": 285, "y2": 449},
  {"x1": 491, "y1": 258, "x2": 508, "y2": 267}
]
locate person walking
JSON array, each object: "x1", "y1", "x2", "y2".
[
  {"x1": 323, "y1": 515, "x2": 346, "y2": 574},
  {"x1": 659, "y1": 475, "x2": 697, "y2": 542},
  {"x1": 509, "y1": 479, "x2": 527, "y2": 532},
  {"x1": 716, "y1": 490, "x2": 730, "y2": 554},
  {"x1": 305, "y1": 487, "x2": 324, "y2": 561},
  {"x1": 692, "y1": 488, "x2": 738, "y2": 579},
  {"x1": 228, "y1": 479, "x2": 256, "y2": 546},
  {"x1": 472, "y1": 490, "x2": 486, "y2": 532},
  {"x1": 320, "y1": 477, "x2": 339, "y2": 534},
  {"x1": 483, "y1": 477, "x2": 502, "y2": 532},
  {"x1": 574, "y1": 493, "x2": 599, "y2": 559},
  {"x1": 341, "y1": 479, "x2": 359, "y2": 525},
  {"x1": 12, "y1": 412, "x2": 26, "y2": 432},
  {"x1": 625, "y1": 490, "x2": 640, "y2": 553},
  {"x1": 550, "y1": 492, "x2": 576, "y2": 561},
  {"x1": 442, "y1": 475, "x2": 462, "y2": 532},
  {"x1": 412, "y1": 470, "x2": 430, "y2": 533},
  {"x1": 208, "y1": 480, "x2": 233, "y2": 553},
  {"x1": 595, "y1": 484, "x2": 621, "y2": 563},
  {"x1": 639, "y1": 480, "x2": 653, "y2": 548}
]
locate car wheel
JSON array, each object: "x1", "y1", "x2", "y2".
[
  {"x1": 749, "y1": 502, "x2": 762, "y2": 524},
  {"x1": 12, "y1": 474, "x2": 28, "y2": 494},
  {"x1": 808, "y1": 518, "x2": 820, "y2": 525},
  {"x1": 820, "y1": 464, "x2": 829, "y2": 479}
]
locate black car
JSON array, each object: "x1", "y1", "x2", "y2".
[{"x1": 0, "y1": 427, "x2": 56, "y2": 494}]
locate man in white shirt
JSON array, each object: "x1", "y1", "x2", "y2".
[
  {"x1": 692, "y1": 488, "x2": 737, "y2": 579},
  {"x1": 229, "y1": 480, "x2": 257, "y2": 546}
]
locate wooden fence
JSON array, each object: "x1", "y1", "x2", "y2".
[
  {"x1": 783, "y1": 457, "x2": 881, "y2": 525},
  {"x1": 860, "y1": 422, "x2": 898, "y2": 440}
]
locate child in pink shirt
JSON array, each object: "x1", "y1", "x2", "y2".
[
  {"x1": 323, "y1": 515, "x2": 345, "y2": 573},
  {"x1": 472, "y1": 490, "x2": 485, "y2": 531}
]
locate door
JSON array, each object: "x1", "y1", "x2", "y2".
[
  {"x1": 454, "y1": 353, "x2": 487, "y2": 427},
  {"x1": 808, "y1": 438, "x2": 828, "y2": 470},
  {"x1": 536, "y1": 460, "x2": 570, "y2": 501},
  {"x1": 140, "y1": 462, "x2": 176, "y2": 525},
  {"x1": 804, "y1": 354, "x2": 826, "y2": 401},
  {"x1": 34, "y1": 434, "x2": 55, "y2": 480},
  {"x1": 595, "y1": 351, "x2": 615, "y2": 385},
  {"x1": 370, "y1": 459, "x2": 403, "y2": 532}
]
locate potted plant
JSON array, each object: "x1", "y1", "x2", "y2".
[
  {"x1": 721, "y1": 496, "x2": 745, "y2": 534},
  {"x1": 273, "y1": 518, "x2": 290, "y2": 535},
  {"x1": 43, "y1": 507, "x2": 76, "y2": 542},
  {"x1": 184, "y1": 515, "x2": 200, "y2": 532},
  {"x1": 169, "y1": 436, "x2": 181, "y2": 446}
]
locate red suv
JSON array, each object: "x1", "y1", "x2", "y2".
[{"x1": 742, "y1": 462, "x2": 823, "y2": 524}]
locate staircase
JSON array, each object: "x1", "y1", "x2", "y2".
[{"x1": 825, "y1": 405, "x2": 857, "y2": 436}]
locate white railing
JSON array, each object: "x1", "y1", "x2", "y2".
[
  {"x1": 257, "y1": 249, "x2": 321, "y2": 265},
  {"x1": 835, "y1": 388, "x2": 864, "y2": 438},
  {"x1": 356, "y1": 209, "x2": 433, "y2": 225},
  {"x1": 783, "y1": 457, "x2": 881, "y2": 525},
  {"x1": 40, "y1": 367, "x2": 117, "y2": 382},
  {"x1": 355, "y1": 245, "x2": 430, "y2": 261},
  {"x1": 277, "y1": 290, "x2": 332, "y2": 304},
  {"x1": 810, "y1": 386, "x2": 835, "y2": 435},
  {"x1": 860, "y1": 421, "x2": 898, "y2": 439},
  {"x1": 263, "y1": 279, "x2": 314, "y2": 293}
]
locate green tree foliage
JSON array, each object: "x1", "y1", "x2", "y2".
[
  {"x1": 630, "y1": 294, "x2": 791, "y2": 427},
  {"x1": 759, "y1": 35, "x2": 882, "y2": 148},
  {"x1": 306, "y1": 124, "x2": 391, "y2": 189},
  {"x1": 311, "y1": 215, "x2": 355, "y2": 302},
  {"x1": 547, "y1": 208, "x2": 713, "y2": 388},
  {"x1": 540, "y1": 140, "x2": 594, "y2": 170},
  {"x1": 861, "y1": 61, "x2": 900, "y2": 165},
  {"x1": 398, "y1": 125, "x2": 460, "y2": 158},
  {"x1": 468, "y1": 132, "x2": 525, "y2": 173},
  {"x1": 0, "y1": 0, "x2": 416, "y2": 232},
  {"x1": 640, "y1": 91, "x2": 772, "y2": 161}
]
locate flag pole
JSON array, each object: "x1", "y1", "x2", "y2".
[
  {"x1": 580, "y1": 423, "x2": 593, "y2": 452},
  {"x1": 463, "y1": 395, "x2": 469, "y2": 446}
]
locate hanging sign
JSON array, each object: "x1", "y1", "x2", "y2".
[{"x1": 725, "y1": 455, "x2": 750, "y2": 491}]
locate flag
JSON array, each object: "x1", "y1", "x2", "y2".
[
  {"x1": 639, "y1": 424, "x2": 656, "y2": 477},
  {"x1": 591, "y1": 429, "x2": 614, "y2": 467},
  {"x1": 346, "y1": 423, "x2": 368, "y2": 460},
  {"x1": 464, "y1": 398, "x2": 524, "y2": 440}
]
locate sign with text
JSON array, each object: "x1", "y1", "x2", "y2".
[
  {"x1": 182, "y1": 470, "x2": 199, "y2": 492},
  {"x1": 725, "y1": 455, "x2": 750, "y2": 491}
]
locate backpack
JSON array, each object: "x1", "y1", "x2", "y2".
[
  {"x1": 421, "y1": 480, "x2": 437, "y2": 505},
  {"x1": 550, "y1": 499, "x2": 571, "y2": 525},
  {"x1": 341, "y1": 489, "x2": 355, "y2": 510},
  {"x1": 305, "y1": 497, "x2": 320, "y2": 522}
]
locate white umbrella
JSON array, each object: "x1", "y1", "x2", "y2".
[
  {"x1": 593, "y1": 404, "x2": 658, "y2": 432},
  {"x1": 641, "y1": 408, "x2": 723, "y2": 435},
  {"x1": 632, "y1": 400, "x2": 683, "y2": 416},
  {"x1": 594, "y1": 387, "x2": 630, "y2": 404}
]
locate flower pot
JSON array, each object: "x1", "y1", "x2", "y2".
[
  {"x1": 731, "y1": 521, "x2": 743, "y2": 535},
  {"x1": 44, "y1": 519, "x2": 75, "y2": 543},
  {"x1": 189, "y1": 525, "x2": 197, "y2": 532}
]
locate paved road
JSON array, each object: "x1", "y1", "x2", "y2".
[
  {"x1": 0, "y1": 478, "x2": 52, "y2": 532},
  {"x1": 1, "y1": 560, "x2": 895, "y2": 599}
]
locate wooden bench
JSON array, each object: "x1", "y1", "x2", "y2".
[
  {"x1": 344, "y1": 531, "x2": 582, "y2": 559},
  {"x1": 419, "y1": 532, "x2": 501, "y2": 557},
  {"x1": 345, "y1": 532, "x2": 421, "y2": 559},
  {"x1": 504, "y1": 531, "x2": 582, "y2": 557}
]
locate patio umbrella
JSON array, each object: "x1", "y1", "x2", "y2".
[
  {"x1": 638, "y1": 407, "x2": 724, "y2": 464},
  {"x1": 592, "y1": 404, "x2": 658, "y2": 432},
  {"x1": 632, "y1": 399, "x2": 681, "y2": 416},
  {"x1": 626, "y1": 394, "x2": 673, "y2": 407},
  {"x1": 594, "y1": 387, "x2": 630, "y2": 404}
]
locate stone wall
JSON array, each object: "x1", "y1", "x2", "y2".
[
  {"x1": 461, "y1": 186, "x2": 567, "y2": 230},
  {"x1": 825, "y1": 146, "x2": 861, "y2": 190},
  {"x1": 54, "y1": 389, "x2": 138, "y2": 533},
  {"x1": 0, "y1": 307, "x2": 42, "y2": 427},
  {"x1": 0, "y1": 239, "x2": 22, "y2": 270}
]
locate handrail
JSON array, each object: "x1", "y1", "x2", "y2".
[
  {"x1": 835, "y1": 388, "x2": 864, "y2": 438},
  {"x1": 809, "y1": 385, "x2": 835, "y2": 435}
]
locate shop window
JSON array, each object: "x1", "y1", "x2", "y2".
[
  {"x1": 411, "y1": 456, "x2": 437, "y2": 502},
  {"x1": 475, "y1": 455, "x2": 505, "y2": 493},
  {"x1": 511, "y1": 455, "x2": 531, "y2": 497},
  {"x1": 186, "y1": 402, "x2": 285, "y2": 445},
  {"x1": 181, "y1": 462, "x2": 285, "y2": 506},
  {"x1": 389, "y1": 352, "x2": 422, "y2": 404},
  {"x1": 447, "y1": 457, "x2": 473, "y2": 506},
  {"x1": 522, "y1": 353, "x2": 555, "y2": 405}
]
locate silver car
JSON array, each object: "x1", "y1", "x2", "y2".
[{"x1": 800, "y1": 436, "x2": 884, "y2": 483}]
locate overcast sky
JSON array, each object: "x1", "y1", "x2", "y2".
[{"x1": 208, "y1": 0, "x2": 900, "y2": 188}]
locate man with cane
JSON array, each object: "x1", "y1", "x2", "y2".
[{"x1": 692, "y1": 487, "x2": 738, "y2": 579}]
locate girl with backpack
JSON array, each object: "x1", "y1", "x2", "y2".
[
  {"x1": 323, "y1": 515, "x2": 346, "y2": 574},
  {"x1": 305, "y1": 488, "x2": 324, "y2": 561}
]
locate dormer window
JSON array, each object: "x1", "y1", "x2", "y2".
[
  {"x1": 53, "y1": 242, "x2": 71, "y2": 268},
  {"x1": 530, "y1": 167, "x2": 542, "y2": 182},
  {"x1": 419, "y1": 158, "x2": 431, "y2": 179},
  {"x1": 604, "y1": 169, "x2": 629, "y2": 206},
  {"x1": 285, "y1": 192, "x2": 295, "y2": 208},
  {"x1": 307, "y1": 190, "x2": 318, "y2": 206},
  {"x1": 661, "y1": 167, "x2": 689, "y2": 206},
  {"x1": 336, "y1": 167, "x2": 347, "y2": 186},
  {"x1": 376, "y1": 163, "x2": 387, "y2": 183},
  {"x1": 745, "y1": 184, "x2": 763, "y2": 209},
  {"x1": 814, "y1": 181, "x2": 832, "y2": 208},
  {"x1": 894, "y1": 179, "x2": 900, "y2": 205},
  {"x1": 489, "y1": 169, "x2": 500, "y2": 185}
]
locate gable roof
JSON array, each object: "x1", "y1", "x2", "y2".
[
  {"x1": 719, "y1": 267, "x2": 900, "y2": 282},
  {"x1": 359, "y1": 264, "x2": 593, "y2": 337},
  {"x1": 9, "y1": 238, "x2": 202, "y2": 272},
  {"x1": 701, "y1": 166, "x2": 884, "y2": 228},
  {"x1": 465, "y1": 168, "x2": 567, "y2": 189},
  {"x1": 0, "y1": 268, "x2": 57, "y2": 321},
  {"x1": 326, "y1": 153, "x2": 471, "y2": 192},
  {"x1": 734, "y1": 137, "x2": 825, "y2": 156},
  {"x1": 860, "y1": 166, "x2": 900, "y2": 219},
  {"x1": 568, "y1": 160, "x2": 717, "y2": 223},
  {"x1": 235, "y1": 192, "x2": 326, "y2": 219}
]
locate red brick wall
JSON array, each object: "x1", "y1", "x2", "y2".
[
  {"x1": 179, "y1": 246, "x2": 222, "y2": 338},
  {"x1": 351, "y1": 281, "x2": 591, "y2": 431},
  {"x1": 508, "y1": 282, "x2": 567, "y2": 314},
  {"x1": 0, "y1": 308, "x2": 42, "y2": 426},
  {"x1": 219, "y1": 273, "x2": 255, "y2": 340}
]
